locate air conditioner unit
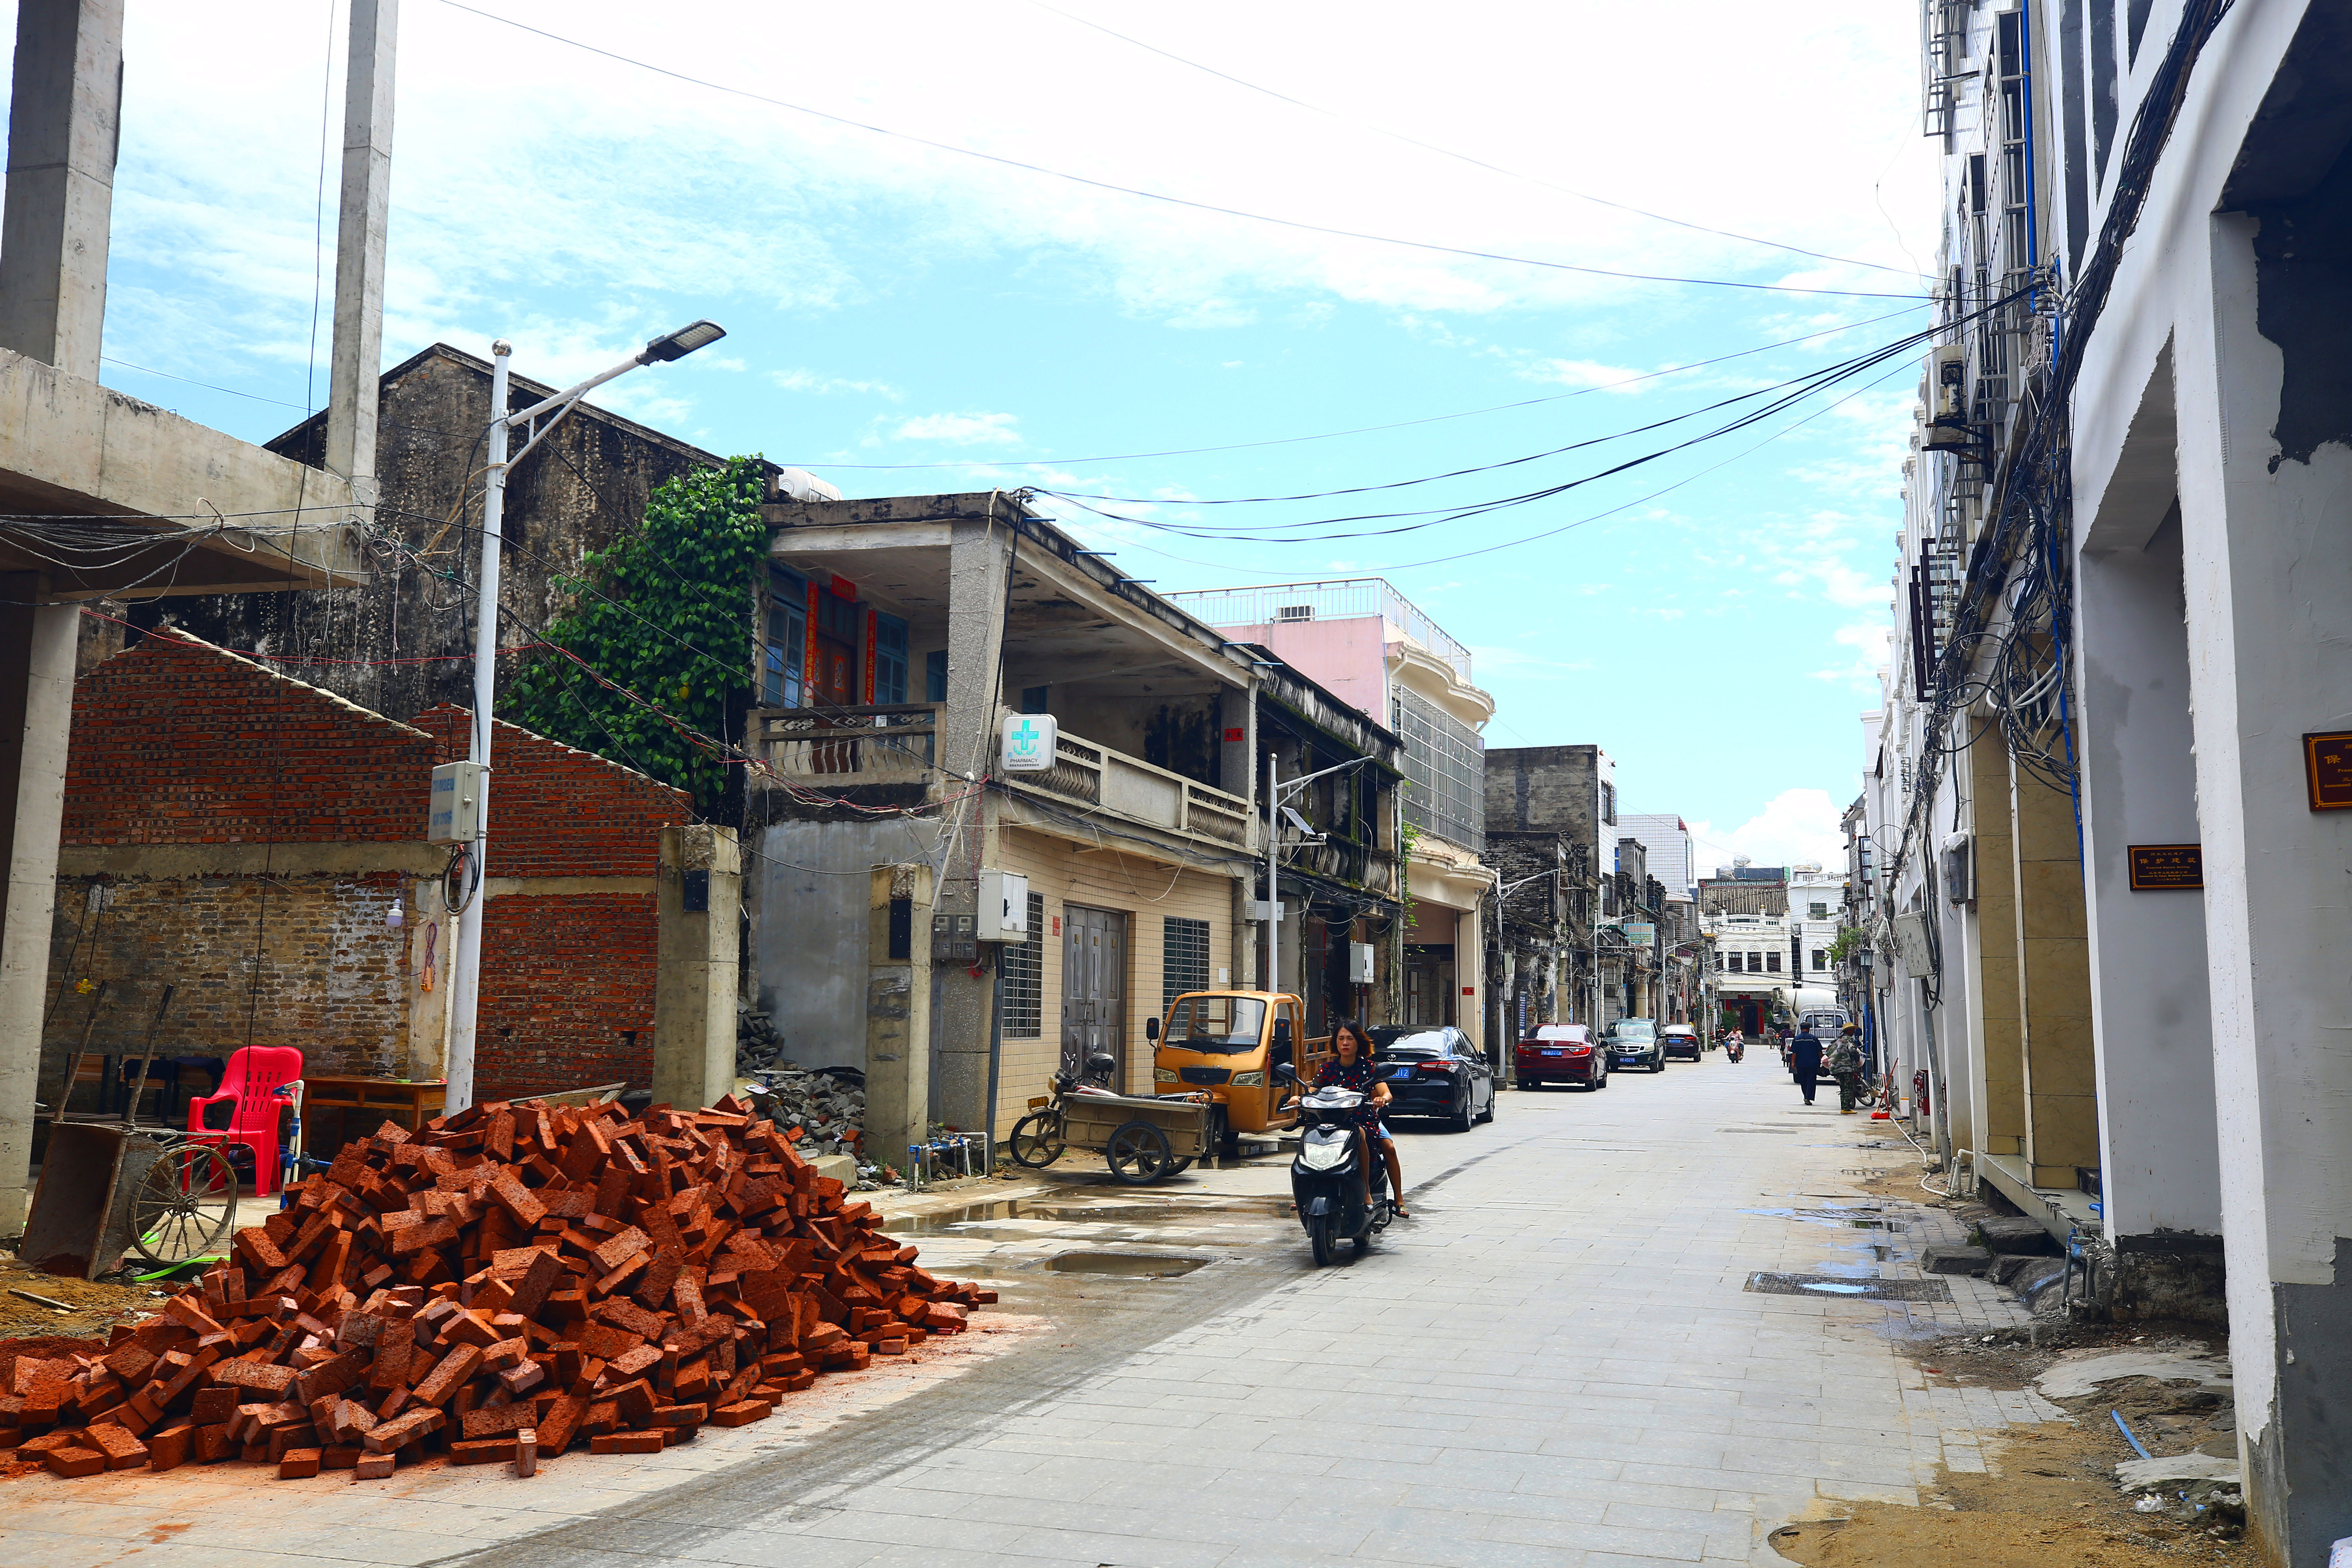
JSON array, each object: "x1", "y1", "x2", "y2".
[
  {"x1": 1274, "y1": 604, "x2": 1315, "y2": 622},
  {"x1": 1931, "y1": 345, "x2": 1969, "y2": 421}
]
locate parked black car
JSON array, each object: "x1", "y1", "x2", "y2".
[
  {"x1": 1369, "y1": 1025, "x2": 1496, "y2": 1131},
  {"x1": 1660, "y1": 1024, "x2": 1703, "y2": 1061},
  {"x1": 1606, "y1": 1018, "x2": 1664, "y2": 1073}
]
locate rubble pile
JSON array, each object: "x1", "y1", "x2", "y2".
[
  {"x1": 749, "y1": 1069, "x2": 865, "y2": 1158},
  {"x1": 0, "y1": 1094, "x2": 990, "y2": 1483}
]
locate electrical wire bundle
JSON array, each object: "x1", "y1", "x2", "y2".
[{"x1": 1882, "y1": 0, "x2": 2236, "y2": 904}]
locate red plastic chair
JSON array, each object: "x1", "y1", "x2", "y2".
[{"x1": 185, "y1": 1046, "x2": 303, "y2": 1196}]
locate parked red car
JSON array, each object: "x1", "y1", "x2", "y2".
[{"x1": 1517, "y1": 1024, "x2": 1606, "y2": 1091}]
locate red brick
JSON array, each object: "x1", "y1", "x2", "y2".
[{"x1": 589, "y1": 1431, "x2": 662, "y2": 1454}]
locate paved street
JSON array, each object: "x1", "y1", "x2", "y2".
[{"x1": 1, "y1": 1058, "x2": 2058, "y2": 1568}]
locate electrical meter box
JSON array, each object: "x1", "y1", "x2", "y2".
[
  {"x1": 426, "y1": 761, "x2": 488, "y2": 844},
  {"x1": 1349, "y1": 941, "x2": 1377, "y2": 984},
  {"x1": 977, "y1": 870, "x2": 1030, "y2": 941}
]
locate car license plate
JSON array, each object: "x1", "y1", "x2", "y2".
[{"x1": 1541, "y1": 1049, "x2": 1564, "y2": 1057}]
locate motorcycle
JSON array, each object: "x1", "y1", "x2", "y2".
[
  {"x1": 1278, "y1": 1066, "x2": 1392, "y2": 1266},
  {"x1": 1727, "y1": 1039, "x2": 1744, "y2": 1063}
]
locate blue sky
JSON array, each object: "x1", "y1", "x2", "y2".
[{"x1": 62, "y1": 0, "x2": 1939, "y2": 869}]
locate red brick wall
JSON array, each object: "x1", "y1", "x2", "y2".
[
  {"x1": 412, "y1": 706, "x2": 689, "y2": 876},
  {"x1": 474, "y1": 892, "x2": 658, "y2": 1100},
  {"x1": 64, "y1": 633, "x2": 433, "y2": 846}
]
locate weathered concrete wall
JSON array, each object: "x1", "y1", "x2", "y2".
[
  {"x1": 751, "y1": 817, "x2": 943, "y2": 1073},
  {"x1": 152, "y1": 344, "x2": 758, "y2": 723}
]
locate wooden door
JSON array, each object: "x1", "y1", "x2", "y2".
[{"x1": 1060, "y1": 905, "x2": 1128, "y2": 1085}]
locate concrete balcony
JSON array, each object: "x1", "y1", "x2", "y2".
[
  {"x1": 747, "y1": 705, "x2": 1256, "y2": 854},
  {"x1": 749, "y1": 704, "x2": 940, "y2": 786},
  {"x1": 1012, "y1": 728, "x2": 1255, "y2": 850}
]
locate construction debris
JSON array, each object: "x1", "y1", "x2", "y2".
[
  {"x1": 0, "y1": 1093, "x2": 990, "y2": 1483},
  {"x1": 746, "y1": 1068, "x2": 865, "y2": 1159}
]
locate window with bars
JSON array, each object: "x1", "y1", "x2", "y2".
[
  {"x1": 1163, "y1": 917, "x2": 1212, "y2": 1010},
  {"x1": 1766, "y1": 952, "x2": 1782, "y2": 973},
  {"x1": 1391, "y1": 688, "x2": 1486, "y2": 852},
  {"x1": 1001, "y1": 893, "x2": 1045, "y2": 1037}
]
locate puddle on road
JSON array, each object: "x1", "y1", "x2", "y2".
[
  {"x1": 891, "y1": 1196, "x2": 1295, "y2": 1234},
  {"x1": 1739, "y1": 1206, "x2": 1893, "y2": 1229},
  {"x1": 1043, "y1": 1252, "x2": 1208, "y2": 1278}
]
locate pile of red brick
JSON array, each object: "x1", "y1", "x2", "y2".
[{"x1": 1, "y1": 1095, "x2": 991, "y2": 1482}]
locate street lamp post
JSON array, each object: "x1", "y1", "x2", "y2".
[{"x1": 443, "y1": 321, "x2": 728, "y2": 1114}]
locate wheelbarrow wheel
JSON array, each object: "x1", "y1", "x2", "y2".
[
  {"x1": 130, "y1": 1142, "x2": 239, "y2": 1268},
  {"x1": 1007, "y1": 1112, "x2": 1065, "y2": 1168},
  {"x1": 1105, "y1": 1120, "x2": 1173, "y2": 1185}
]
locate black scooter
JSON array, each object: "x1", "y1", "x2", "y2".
[
  {"x1": 1727, "y1": 1038, "x2": 1744, "y2": 1063},
  {"x1": 1278, "y1": 1065, "x2": 1392, "y2": 1266}
]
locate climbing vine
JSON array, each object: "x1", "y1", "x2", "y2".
[{"x1": 503, "y1": 457, "x2": 767, "y2": 815}]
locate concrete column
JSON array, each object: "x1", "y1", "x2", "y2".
[
  {"x1": 864, "y1": 862, "x2": 932, "y2": 1176},
  {"x1": 2010, "y1": 750, "x2": 2098, "y2": 1187},
  {"x1": 0, "y1": 582, "x2": 75, "y2": 1228},
  {"x1": 1457, "y1": 903, "x2": 1482, "y2": 1054},
  {"x1": 2176, "y1": 210, "x2": 2352, "y2": 1567},
  {"x1": 0, "y1": 0, "x2": 120, "y2": 379},
  {"x1": 2076, "y1": 505, "x2": 2223, "y2": 1306},
  {"x1": 649, "y1": 825, "x2": 740, "y2": 1112},
  {"x1": 931, "y1": 516, "x2": 1010, "y2": 1136},
  {"x1": 324, "y1": 0, "x2": 396, "y2": 499},
  {"x1": 1963, "y1": 727, "x2": 2027, "y2": 1159}
]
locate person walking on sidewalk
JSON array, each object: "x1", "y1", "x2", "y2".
[
  {"x1": 1826, "y1": 1024, "x2": 1864, "y2": 1113},
  {"x1": 1789, "y1": 1022, "x2": 1824, "y2": 1106}
]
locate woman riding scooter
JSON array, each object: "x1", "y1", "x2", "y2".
[
  {"x1": 1305, "y1": 1020, "x2": 1408, "y2": 1219},
  {"x1": 1726, "y1": 1029, "x2": 1745, "y2": 1064}
]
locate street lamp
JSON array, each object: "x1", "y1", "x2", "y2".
[
  {"x1": 1257, "y1": 753, "x2": 1370, "y2": 991},
  {"x1": 444, "y1": 321, "x2": 728, "y2": 1114}
]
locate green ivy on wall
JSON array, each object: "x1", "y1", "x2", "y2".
[{"x1": 502, "y1": 457, "x2": 766, "y2": 815}]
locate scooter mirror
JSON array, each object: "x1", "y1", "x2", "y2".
[{"x1": 1273, "y1": 1062, "x2": 1297, "y2": 1084}]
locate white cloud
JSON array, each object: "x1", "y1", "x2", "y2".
[
  {"x1": 770, "y1": 368, "x2": 904, "y2": 399},
  {"x1": 893, "y1": 412, "x2": 1022, "y2": 446},
  {"x1": 1688, "y1": 789, "x2": 1846, "y2": 873}
]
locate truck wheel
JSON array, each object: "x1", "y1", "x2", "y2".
[{"x1": 1106, "y1": 1120, "x2": 1174, "y2": 1185}]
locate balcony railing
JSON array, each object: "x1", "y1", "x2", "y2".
[
  {"x1": 749, "y1": 704, "x2": 938, "y2": 784},
  {"x1": 1012, "y1": 729, "x2": 1255, "y2": 849},
  {"x1": 750, "y1": 704, "x2": 1257, "y2": 852}
]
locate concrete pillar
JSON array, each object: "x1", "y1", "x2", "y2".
[
  {"x1": 930, "y1": 515, "x2": 1010, "y2": 1136},
  {"x1": 324, "y1": 0, "x2": 396, "y2": 499},
  {"x1": 0, "y1": 583, "x2": 75, "y2": 1229},
  {"x1": 649, "y1": 825, "x2": 740, "y2": 1112},
  {"x1": 0, "y1": 5, "x2": 120, "y2": 1227},
  {"x1": 0, "y1": 0, "x2": 120, "y2": 379},
  {"x1": 2010, "y1": 751, "x2": 2098, "y2": 1187},
  {"x1": 864, "y1": 862, "x2": 932, "y2": 1175},
  {"x1": 2075, "y1": 503, "x2": 2223, "y2": 1306},
  {"x1": 1964, "y1": 727, "x2": 2027, "y2": 1159},
  {"x1": 2177, "y1": 210, "x2": 2352, "y2": 1567}
]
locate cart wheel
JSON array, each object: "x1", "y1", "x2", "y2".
[
  {"x1": 1163, "y1": 1158, "x2": 1194, "y2": 1177},
  {"x1": 1007, "y1": 1112, "x2": 1065, "y2": 1168},
  {"x1": 130, "y1": 1143, "x2": 239, "y2": 1268},
  {"x1": 1105, "y1": 1120, "x2": 1173, "y2": 1185}
]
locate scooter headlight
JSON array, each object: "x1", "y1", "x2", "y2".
[{"x1": 1299, "y1": 1136, "x2": 1352, "y2": 1172}]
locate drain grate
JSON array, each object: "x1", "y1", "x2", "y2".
[{"x1": 1745, "y1": 1271, "x2": 1953, "y2": 1302}]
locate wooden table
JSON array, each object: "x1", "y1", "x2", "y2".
[{"x1": 301, "y1": 1075, "x2": 447, "y2": 1152}]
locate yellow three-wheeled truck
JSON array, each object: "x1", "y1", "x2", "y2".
[{"x1": 1147, "y1": 990, "x2": 1332, "y2": 1157}]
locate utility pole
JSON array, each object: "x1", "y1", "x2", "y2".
[{"x1": 442, "y1": 320, "x2": 728, "y2": 1113}]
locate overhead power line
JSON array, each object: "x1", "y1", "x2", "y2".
[
  {"x1": 797, "y1": 304, "x2": 1927, "y2": 471},
  {"x1": 1022, "y1": 0, "x2": 1936, "y2": 282},
  {"x1": 430, "y1": 0, "x2": 1929, "y2": 301}
]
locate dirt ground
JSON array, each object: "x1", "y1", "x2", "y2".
[
  {"x1": 1774, "y1": 1129, "x2": 2244, "y2": 1566},
  {"x1": 0, "y1": 1254, "x2": 163, "y2": 1341}
]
